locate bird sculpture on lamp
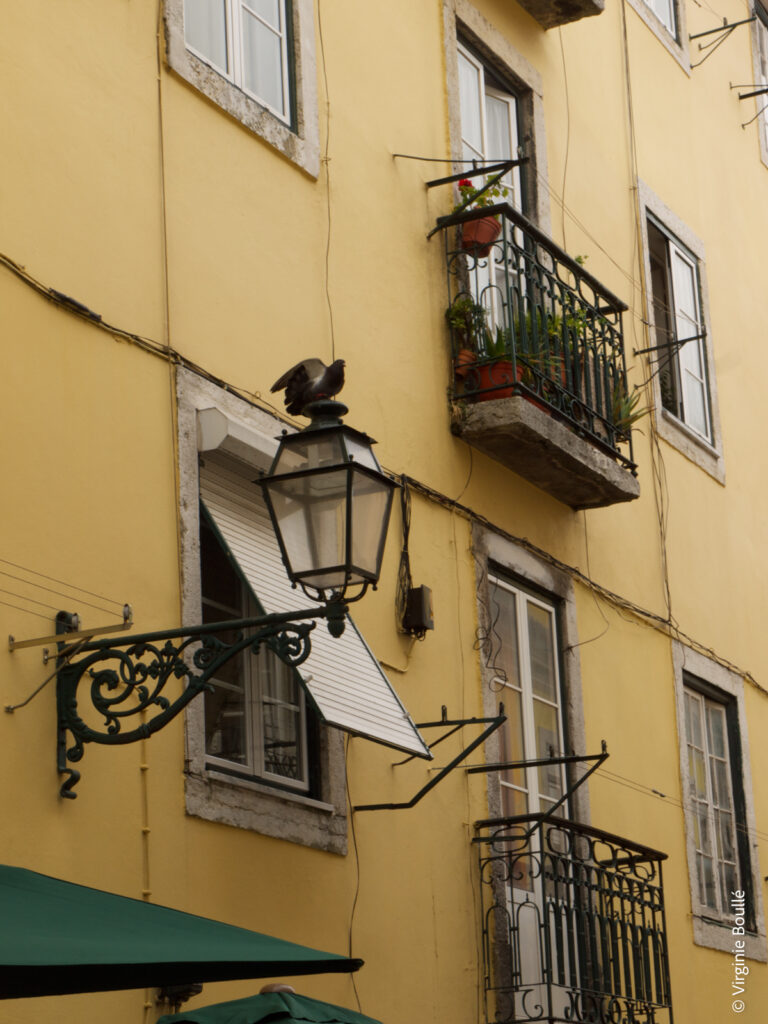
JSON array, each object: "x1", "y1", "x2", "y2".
[{"x1": 270, "y1": 357, "x2": 346, "y2": 416}]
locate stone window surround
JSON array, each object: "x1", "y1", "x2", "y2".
[
  {"x1": 177, "y1": 366, "x2": 347, "y2": 855},
  {"x1": 637, "y1": 179, "x2": 725, "y2": 483},
  {"x1": 443, "y1": 0, "x2": 551, "y2": 234},
  {"x1": 163, "y1": 0, "x2": 320, "y2": 178},
  {"x1": 671, "y1": 642, "x2": 766, "y2": 960},
  {"x1": 750, "y1": 2, "x2": 768, "y2": 169},
  {"x1": 472, "y1": 524, "x2": 590, "y2": 825},
  {"x1": 626, "y1": 0, "x2": 691, "y2": 75}
]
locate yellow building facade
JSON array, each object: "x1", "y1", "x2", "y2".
[{"x1": 2, "y1": 0, "x2": 768, "y2": 1021}]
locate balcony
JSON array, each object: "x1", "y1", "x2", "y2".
[
  {"x1": 438, "y1": 205, "x2": 640, "y2": 510},
  {"x1": 474, "y1": 815, "x2": 673, "y2": 1024},
  {"x1": 514, "y1": 0, "x2": 605, "y2": 30}
]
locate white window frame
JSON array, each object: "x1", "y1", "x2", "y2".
[
  {"x1": 751, "y1": 3, "x2": 768, "y2": 166},
  {"x1": 672, "y1": 643, "x2": 767, "y2": 960},
  {"x1": 164, "y1": 0, "x2": 320, "y2": 177},
  {"x1": 647, "y1": 216, "x2": 711, "y2": 442},
  {"x1": 177, "y1": 367, "x2": 347, "y2": 853},
  {"x1": 444, "y1": 0, "x2": 551, "y2": 234},
  {"x1": 473, "y1": 525, "x2": 589, "y2": 826},
  {"x1": 488, "y1": 574, "x2": 567, "y2": 821},
  {"x1": 200, "y1": 512, "x2": 311, "y2": 793},
  {"x1": 183, "y1": 0, "x2": 292, "y2": 125},
  {"x1": 638, "y1": 181, "x2": 724, "y2": 482},
  {"x1": 626, "y1": 0, "x2": 691, "y2": 72},
  {"x1": 683, "y1": 687, "x2": 740, "y2": 920}
]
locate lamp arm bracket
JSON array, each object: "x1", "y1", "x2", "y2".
[{"x1": 54, "y1": 605, "x2": 343, "y2": 799}]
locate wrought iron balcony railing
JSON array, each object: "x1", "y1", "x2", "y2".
[
  {"x1": 474, "y1": 815, "x2": 673, "y2": 1024},
  {"x1": 439, "y1": 205, "x2": 635, "y2": 473}
]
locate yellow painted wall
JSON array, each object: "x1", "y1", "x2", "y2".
[{"x1": 2, "y1": 0, "x2": 768, "y2": 1021}]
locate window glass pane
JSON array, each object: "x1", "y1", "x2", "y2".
[
  {"x1": 527, "y1": 603, "x2": 557, "y2": 702},
  {"x1": 491, "y1": 584, "x2": 521, "y2": 688},
  {"x1": 458, "y1": 50, "x2": 483, "y2": 156},
  {"x1": 485, "y1": 93, "x2": 512, "y2": 163},
  {"x1": 262, "y1": 702, "x2": 304, "y2": 781},
  {"x1": 534, "y1": 699, "x2": 562, "y2": 800},
  {"x1": 244, "y1": 0, "x2": 281, "y2": 30},
  {"x1": 242, "y1": 10, "x2": 285, "y2": 115},
  {"x1": 185, "y1": 0, "x2": 228, "y2": 71},
  {"x1": 499, "y1": 686, "x2": 527, "y2": 793},
  {"x1": 706, "y1": 703, "x2": 726, "y2": 759}
]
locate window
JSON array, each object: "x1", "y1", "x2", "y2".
[
  {"x1": 457, "y1": 42, "x2": 523, "y2": 212},
  {"x1": 626, "y1": 0, "x2": 689, "y2": 70},
  {"x1": 200, "y1": 511, "x2": 315, "y2": 793},
  {"x1": 488, "y1": 574, "x2": 566, "y2": 821},
  {"x1": 683, "y1": 685, "x2": 743, "y2": 921},
  {"x1": 639, "y1": 182, "x2": 723, "y2": 479},
  {"x1": 184, "y1": 0, "x2": 292, "y2": 124},
  {"x1": 672, "y1": 644, "x2": 766, "y2": 958},
  {"x1": 647, "y1": 217, "x2": 711, "y2": 442},
  {"x1": 640, "y1": 0, "x2": 677, "y2": 38},
  {"x1": 164, "y1": 0, "x2": 319, "y2": 177}
]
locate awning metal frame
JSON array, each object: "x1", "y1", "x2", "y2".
[{"x1": 353, "y1": 704, "x2": 506, "y2": 812}]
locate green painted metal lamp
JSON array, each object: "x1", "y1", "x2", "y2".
[{"x1": 259, "y1": 400, "x2": 398, "y2": 621}]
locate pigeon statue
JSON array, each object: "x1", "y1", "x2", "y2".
[{"x1": 270, "y1": 357, "x2": 346, "y2": 416}]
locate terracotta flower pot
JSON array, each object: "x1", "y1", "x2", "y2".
[
  {"x1": 453, "y1": 348, "x2": 477, "y2": 381},
  {"x1": 461, "y1": 216, "x2": 501, "y2": 257}
]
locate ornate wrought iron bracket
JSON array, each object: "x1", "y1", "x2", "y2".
[
  {"x1": 54, "y1": 603, "x2": 347, "y2": 799},
  {"x1": 353, "y1": 704, "x2": 506, "y2": 811}
]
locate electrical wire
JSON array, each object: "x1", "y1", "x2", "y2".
[
  {"x1": 0, "y1": 557, "x2": 124, "y2": 608},
  {"x1": 402, "y1": 472, "x2": 768, "y2": 700},
  {"x1": 317, "y1": 0, "x2": 336, "y2": 363},
  {"x1": 344, "y1": 735, "x2": 363, "y2": 1014}
]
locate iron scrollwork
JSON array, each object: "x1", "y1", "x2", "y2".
[{"x1": 56, "y1": 604, "x2": 345, "y2": 799}]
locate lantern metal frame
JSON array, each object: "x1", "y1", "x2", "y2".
[{"x1": 258, "y1": 400, "x2": 399, "y2": 605}]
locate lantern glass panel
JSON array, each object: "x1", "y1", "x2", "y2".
[
  {"x1": 265, "y1": 467, "x2": 351, "y2": 590},
  {"x1": 350, "y1": 468, "x2": 395, "y2": 577},
  {"x1": 273, "y1": 433, "x2": 347, "y2": 475},
  {"x1": 344, "y1": 436, "x2": 381, "y2": 471}
]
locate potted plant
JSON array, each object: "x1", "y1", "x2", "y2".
[
  {"x1": 455, "y1": 178, "x2": 509, "y2": 256},
  {"x1": 446, "y1": 295, "x2": 486, "y2": 380},
  {"x1": 610, "y1": 383, "x2": 646, "y2": 441}
]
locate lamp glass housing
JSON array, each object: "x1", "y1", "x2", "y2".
[{"x1": 260, "y1": 408, "x2": 397, "y2": 602}]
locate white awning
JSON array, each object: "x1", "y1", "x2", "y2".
[{"x1": 199, "y1": 457, "x2": 430, "y2": 760}]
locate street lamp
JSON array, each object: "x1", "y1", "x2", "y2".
[
  {"x1": 35, "y1": 400, "x2": 398, "y2": 798},
  {"x1": 259, "y1": 400, "x2": 398, "y2": 616}
]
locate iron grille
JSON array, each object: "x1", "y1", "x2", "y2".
[
  {"x1": 439, "y1": 205, "x2": 635, "y2": 472},
  {"x1": 474, "y1": 815, "x2": 673, "y2": 1024}
]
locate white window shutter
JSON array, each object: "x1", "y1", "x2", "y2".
[{"x1": 199, "y1": 458, "x2": 431, "y2": 760}]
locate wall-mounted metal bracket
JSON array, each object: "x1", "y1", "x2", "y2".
[
  {"x1": 53, "y1": 603, "x2": 346, "y2": 799},
  {"x1": 471, "y1": 741, "x2": 609, "y2": 841},
  {"x1": 9, "y1": 604, "x2": 133, "y2": 653},
  {"x1": 353, "y1": 704, "x2": 506, "y2": 812}
]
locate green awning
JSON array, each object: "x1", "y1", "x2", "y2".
[
  {"x1": 157, "y1": 991, "x2": 382, "y2": 1024},
  {"x1": 0, "y1": 865, "x2": 363, "y2": 999}
]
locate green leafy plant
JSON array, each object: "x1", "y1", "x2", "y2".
[
  {"x1": 446, "y1": 295, "x2": 486, "y2": 344},
  {"x1": 610, "y1": 383, "x2": 646, "y2": 437},
  {"x1": 454, "y1": 177, "x2": 509, "y2": 214}
]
